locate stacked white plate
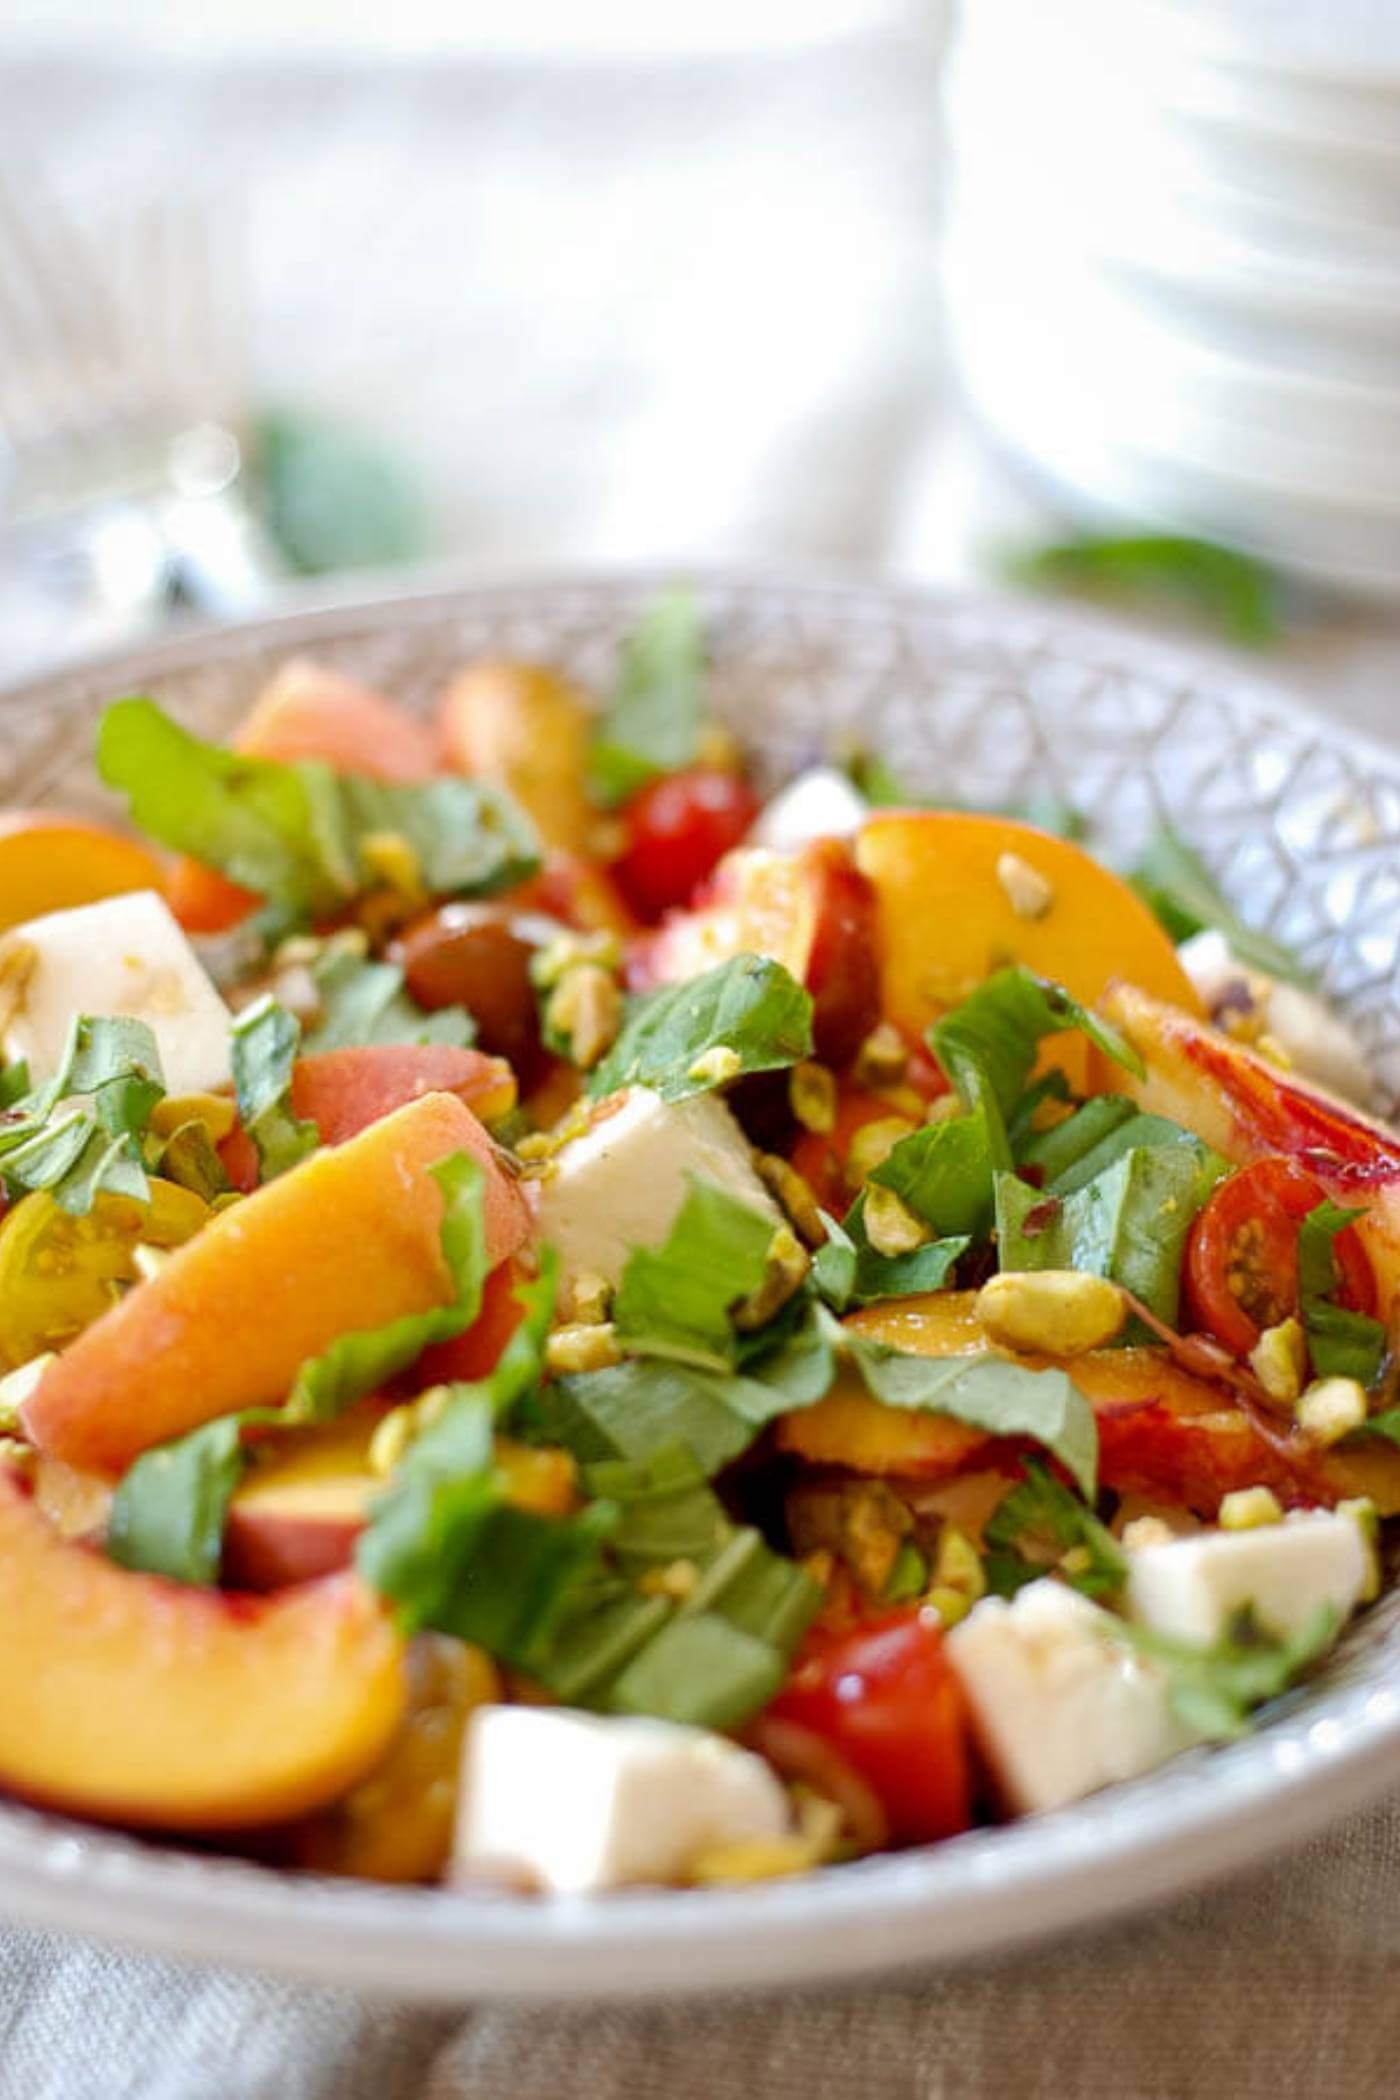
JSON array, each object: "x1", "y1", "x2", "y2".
[{"x1": 941, "y1": 0, "x2": 1400, "y2": 599}]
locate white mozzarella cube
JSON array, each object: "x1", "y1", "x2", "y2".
[
  {"x1": 1, "y1": 891, "x2": 233, "y2": 1095},
  {"x1": 1125, "y1": 1510, "x2": 1367, "y2": 1648},
  {"x1": 532, "y1": 1084, "x2": 780, "y2": 1287},
  {"x1": 453, "y1": 1705, "x2": 790, "y2": 1894},
  {"x1": 946, "y1": 1580, "x2": 1198, "y2": 1815},
  {"x1": 1176, "y1": 930, "x2": 1374, "y2": 1107},
  {"x1": 749, "y1": 767, "x2": 868, "y2": 854}
]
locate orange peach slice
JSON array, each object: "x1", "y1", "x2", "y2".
[
  {"x1": 24, "y1": 1091, "x2": 530, "y2": 1477},
  {"x1": 0, "y1": 1468, "x2": 405, "y2": 1830},
  {"x1": 855, "y1": 812, "x2": 1202, "y2": 1087},
  {"x1": 0, "y1": 814, "x2": 165, "y2": 933},
  {"x1": 437, "y1": 661, "x2": 595, "y2": 855}
]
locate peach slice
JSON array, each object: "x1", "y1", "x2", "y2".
[
  {"x1": 0, "y1": 814, "x2": 165, "y2": 933},
  {"x1": 1101, "y1": 982, "x2": 1400, "y2": 1320},
  {"x1": 777, "y1": 1290, "x2": 1400, "y2": 1515},
  {"x1": 223, "y1": 1406, "x2": 386, "y2": 1592},
  {"x1": 436, "y1": 660, "x2": 595, "y2": 855},
  {"x1": 0, "y1": 1467, "x2": 405, "y2": 1830},
  {"x1": 855, "y1": 812, "x2": 1202, "y2": 1088},
  {"x1": 24, "y1": 1091, "x2": 531, "y2": 1478},
  {"x1": 635, "y1": 839, "x2": 880, "y2": 1064}
]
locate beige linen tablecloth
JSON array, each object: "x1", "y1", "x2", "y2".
[{"x1": 5, "y1": 1799, "x2": 1400, "y2": 2098}]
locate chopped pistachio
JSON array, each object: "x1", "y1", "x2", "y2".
[
  {"x1": 559, "y1": 1270, "x2": 613, "y2": 1326},
  {"x1": 1339, "y1": 1497, "x2": 1381, "y2": 1602},
  {"x1": 544, "y1": 965, "x2": 623, "y2": 1071},
  {"x1": 688, "y1": 1834, "x2": 820, "y2": 1885},
  {"x1": 732, "y1": 1226, "x2": 810, "y2": 1332},
  {"x1": 926, "y1": 1584, "x2": 974, "y2": 1627},
  {"x1": 931, "y1": 1524, "x2": 986, "y2": 1609},
  {"x1": 923, "y1": 1094, "x2": 963, "y2": 1125},
  {"x1": 1121, "y1": 1515, "x2": 1178, "y2": 1553},
  {"x1": 688, "y1": 1045, "x2": 742, "y2": 1088},
  {"x1": 530, "y1": 928, "x2": 622, "y2": 992},
  {"x1": 852, "y1": 1022, "x2": 909, "y2": 1091},
  {"x1": 358, "y1": 829, "x2": 427, "y2": 904},
  {"x1": 638, "y1": 1557, "x2": 700, "y2": 1601},
  {"x1": 863, "y1": 1183, "x2": 930, "y2": 1258},
  {"x1": 1254, "y1": 1032, "x2": 1295, "y2": 1073},
  {"x1": 1296, "y1": 1376, "x2": 1369, "y2": 1446},
  {"x1": 754, "y1": 1152, "x2": 825, "y2": 1248},
  {"x1": 976, "y1": 1269, "x2": 1126, "y2": 1356},
  {"x1": 1219, "y1": 1486, "x2": 1284, "y2": 1531},
  {"x1": 789, "y1": 1061, "x2": 837, "y2": 1135},
  {"x1": 545, "y1": 1321, "x2": 623, "y2": 1374},
  {"x1": 995, "y1": 851, "x2": 1055, "y2": 920},
  {"x1": 0, "y1": 1352, "x2": 54, "y2": 1432},
  {"x1": 369, "y1": 1405, "x2": 416, "y2": 1479},
  {"x1": 845, "y1": 1114, "x2": 917, "y2": 1187},
  {"x1": 1248, "y1": 1317, "x2": 1307, "y2": 1407}
]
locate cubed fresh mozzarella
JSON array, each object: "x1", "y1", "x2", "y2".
[
  {"x1": 453, "y1": 1705, "x2": 790, "y2": 1894},
  {"x1": 0, "y1": 891, "x2": 233, "y2": 1096},
  {"x1": 749, "y1": 768, "x2": 868, "y2": 854},
  {"x1": 1176, "y1": 930, "x2": 1374, "y2": 1107},
  {"x1": 1125, "y1": 1509, "x2": 1367, "y2": 1648},
  {"x1": 532, "y1": 1084, "x2": 780, "y2": 1287},
  {"x1": 946, "y1": 1580, "x2": 1198, "y2": 1814}
]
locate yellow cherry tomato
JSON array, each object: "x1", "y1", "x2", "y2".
[{"x1": 0, "y1": 1181, "x2": 211, "y2": 1370}]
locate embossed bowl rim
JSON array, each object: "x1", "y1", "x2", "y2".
[{"x1": 1, "y1": 566, "x2": 1398, "y2": 2004}]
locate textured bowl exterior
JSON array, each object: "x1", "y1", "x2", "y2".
[{"x1": 1, "y1": 569, "x2": 1399, "y2": 2003}]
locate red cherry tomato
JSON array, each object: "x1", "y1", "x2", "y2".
[
  {"x1": 612, "y1": 767, "x2": 759, "y2": 922},
  {"x1": 765, "y1": 1607, "x2": 972, "y2": 1846},
  {"x1": 1185, "y1": 1154, "x2": 1377, "y2": 1358}
]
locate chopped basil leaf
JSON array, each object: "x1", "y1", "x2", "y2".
[
  {"x1": 930, "y1": 967, "x2": 1143, "y2": 1137},
  {"x1": 1004, "y1": 1068, "x2": 1073, "y2": 1155},
  {"x1": 98, "y1": 697, "x2": 540, "y2": 931},
  {"x1": 605, "y1": 1613, "x2": 787, "y2": 1731},
  {"x1": 817, "y1": 1200, "x2": 969, "y2": 1309},
  {"x1": 842, "y1": 1328, "x2": 1098, "y2": 1498},
  {"x1": 108, "y1": 1414, "x2": 255, "y2": 1586},
  {"x1": 230, "y1": 995, "x2": 318, "y2": 1183},
  {"x1": 983, "y1": 1462, "x2": 1126, "y2": 1600},
  {"x1": 0, "y1": 1016, "x2": 166, "y2": 1213},
  {"x1": 1129, "y1": 823, "x2": 1308, "y2": 986},
  {"x1": 589, "y1": 954, "x2": 813, "y2": 1103},
  {"x1": 1116, "y1": 1603, "x2": 1338, "y2": 1741},
  {"x1": 1022, "y1": 1096, "x2": 1217, "y2": 1198},
  {"x1": 612, "y1": 1177, "x2": 777, "y2": 1370},
  {"x1": 1298, "y1": 1199, "x2": 1387, "y2": 1387},
  {"x1": 996, "y1": 1142, "x2": 1216, "y2": 1330},
  {"x1": 156, "y1": 1119, "x2": 233, "y2": 1203},
  {"x1": 589, "y1": 588, "x2": 707, "y2": 807},
  {"x1": 540, "y1": 1295, "x2": 836, "y2": 1479},
  {"x1": 867, "y1": 1105, "x2": 999, "y2": 1238},
  {"x1": 883, "y1": 1538, "x2": 930, "y2": 1601},
  {"x1": 0, "y1": 1061, "x2": 30, "y2": 1110},
  {"x1": 303, "y1": 948, "x2": 474, "y2": 1053}
]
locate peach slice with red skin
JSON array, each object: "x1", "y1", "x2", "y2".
[
  {"x1": 777, "y1": 1291, "x2": 1400, "y2": 1516},
  {"x1": 1101, "y1": 982, "x2": 1400, "y2": 1322},
  {"x1": 436, "y1": 660, "x2": 595, "y2": 857},
  {"x1": 0, "y1": 1467, "x2": 405, "y2": 1831},
  {"x1": 633, "y1": 839, "x2": 880, "y2": 1064},
  {"x1": 24, "y1": 1092, "x2": 532, "y2": 1478}
]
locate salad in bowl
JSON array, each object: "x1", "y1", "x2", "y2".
[{"x1": 0, "y1": 589, "x2": 1397, "y2": 1900}]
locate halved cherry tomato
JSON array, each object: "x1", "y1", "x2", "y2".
[
  {"x1": 392, "y1": 905, "x2": 545, "y2": 1082},
  {"x1": 764, "y1": 1607, "x2": 972, "y2": 1845},
  {"x1": 0, "y1": 1187, "x2": 202, "y2": 1371},
  {"x1": 1185, "y1": 1155, "x2": 1377, "y2": 1359},
  {"x1": 612, "y1": 767, "x2": 759, "y2": 922}
]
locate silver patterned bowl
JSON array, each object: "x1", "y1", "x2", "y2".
[{"x1": 1, "y1": 570, "x2": 1398, "y2": 2003}]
